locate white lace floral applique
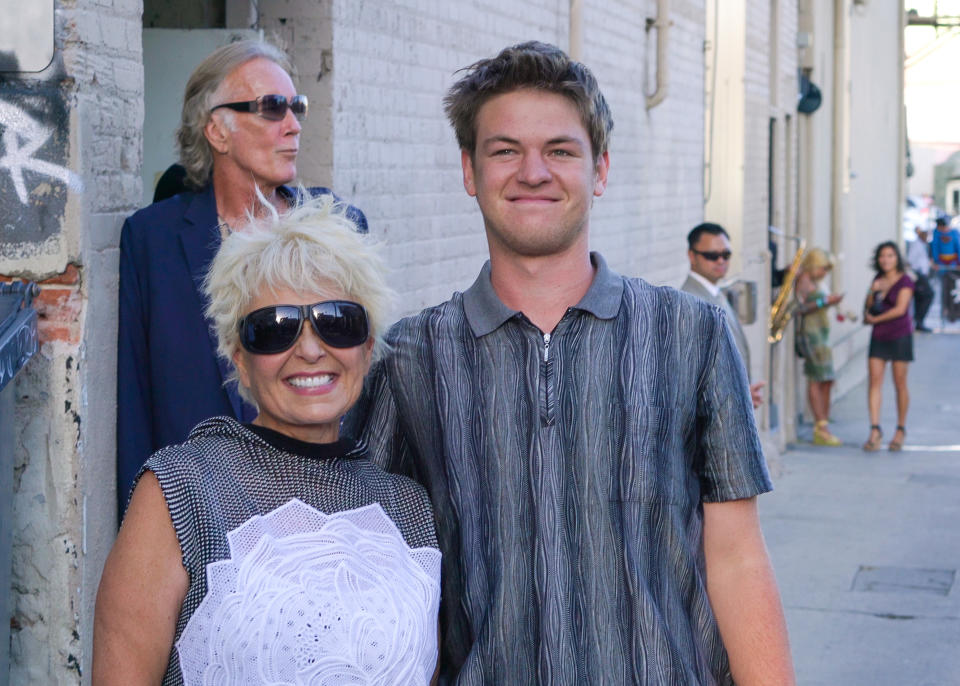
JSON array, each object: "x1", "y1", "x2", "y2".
[{"x1": 175, "y1": 499, "x2": 441, "y2": 685}]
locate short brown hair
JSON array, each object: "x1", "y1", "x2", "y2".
[{"x1": 443, "y1": 41, "x2": 613, "y2": 161}]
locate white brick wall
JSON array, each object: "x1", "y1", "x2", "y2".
[
  {"x1": 743, "y1": 0, "x2": 771, "y2": 260},
  {"x1": 589, "y1": 1, "x2": 707, "y2": 288},
  {"x1": 259, "y1": 0, "x2": 336, "y2": 190},
  {"x1": 329, "y1": 0, "x2": 707, "y2": 316},
  {"x1": 329, "y1": 0, "x2": 558, "y2": 313}
]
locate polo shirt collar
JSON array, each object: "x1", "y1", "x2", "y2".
[{"x1": 463, "y1": 252, "x2": 624, "y2": 337}]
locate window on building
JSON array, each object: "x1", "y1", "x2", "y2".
[{"x1": 144, "y1": 0, "x2": 226, "y2": 29}]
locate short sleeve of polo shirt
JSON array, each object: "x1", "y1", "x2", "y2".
[{"x1": 694, "y1": 305, "x2": 773, "y2": 502}]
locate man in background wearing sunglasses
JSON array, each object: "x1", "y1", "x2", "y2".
[
  {"x1": 682, "y1": 222, "x2": 765, "y2": 409},
  {"x1": 115, "y1": 40, "x2": 366, "y2": 517},
  {"x1": 348, "y1": 42, "x2": 793, "y2": 684}
]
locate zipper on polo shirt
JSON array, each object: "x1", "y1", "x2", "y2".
[{"x1": 540, "y1": 331, "x2": 555, "y2": 426}]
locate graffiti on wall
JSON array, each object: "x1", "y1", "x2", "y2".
[
  {"x1": 1, "y1": 100, "x2": 82, "y2": 204},
  {"x1": 0, "y1": 83, "x2": 80, "y2": 247}
]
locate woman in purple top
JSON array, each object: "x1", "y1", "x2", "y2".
[{"x1": 862, "y1": 241, "x2": 915, "y2": 452}]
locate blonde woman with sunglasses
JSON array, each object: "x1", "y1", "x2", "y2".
[{"x1": 96, "y1": 197, "x2": 440, "y2": 685}]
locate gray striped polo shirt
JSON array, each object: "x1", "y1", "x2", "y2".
[{"x1": 346, "y1": 252, "x2": 773, "y2": 685}]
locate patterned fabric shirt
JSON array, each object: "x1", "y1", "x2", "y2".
[
  {"x1": 346, "y1": 253, "x2": 773, "y2": 685},
  {"x1": 135, "y1": 416, "x2": 438, "y2": 685}
]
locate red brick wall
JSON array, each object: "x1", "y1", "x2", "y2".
[{"x1": 1, "y1": 264, "x2": 83, "y2": 345}]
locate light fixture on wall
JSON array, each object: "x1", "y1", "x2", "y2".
[{"x1": 797, "y1": 71, "x2": 822, "y2": 115}]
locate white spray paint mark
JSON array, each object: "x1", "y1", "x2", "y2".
[{"x1": 0, "y1": 100, "x2": 84, "y2": 205}]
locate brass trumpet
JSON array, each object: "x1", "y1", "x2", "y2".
[{"x1": 768, "y1": 233, "x2": 806, "y2": 343}]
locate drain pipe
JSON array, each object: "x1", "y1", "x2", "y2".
[
  {"x1": 646, "y1": 0, "x2": 671, "y2": 109},
  {"x1": 570, "y1": 0, "x2": 583, "y2": 60}
]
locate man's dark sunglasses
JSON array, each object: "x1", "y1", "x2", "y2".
[
  {"x1": 692, "y1": 249, "x2": 732, "y2": 262},
  {"x1": 210, "y1": 94, "x2": 308, "y2": 121},
  {"x1": 238, "y1": 300, "x2": 368, "y2": 354}
]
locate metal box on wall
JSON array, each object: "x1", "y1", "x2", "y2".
[{"x1": 0, "y1": 281, "x2": 39, "y2": 686}]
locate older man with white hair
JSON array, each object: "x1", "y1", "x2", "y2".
[{"x1": 116, "y1": 40, "x2": 366, "y2": 515}]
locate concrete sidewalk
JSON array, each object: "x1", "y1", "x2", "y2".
[{"x1": 760, "y1": 330, "x2": 960, "y2": 685}]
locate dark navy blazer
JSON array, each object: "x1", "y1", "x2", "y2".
[{"x1": 117, "y1": 183, "x2": 367, "y2": 514}]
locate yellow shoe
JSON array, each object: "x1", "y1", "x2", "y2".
[{"x1": 813, "y1": 421, "x2": 842, "y2": 446}]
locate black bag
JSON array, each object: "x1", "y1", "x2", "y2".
[
  {"x1": 868, "y1": 291, "x2": 887, "y2": 316},
  {"x1": 794, "y1": 337, "x2": 806, "y2": 359}
]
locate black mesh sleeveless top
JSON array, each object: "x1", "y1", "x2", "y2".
[{"x1": 134, "y1": 416, "x2": 439, "y2": 685}]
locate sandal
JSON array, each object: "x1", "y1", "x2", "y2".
[
  {"x1": 813, "y1": 420, "x2": 842, "y2": 446},
  {"x1": 862, "y1": 425, "x2": 883, "y2": 452},
  {"x1": 888, "y1": 425, "x2": 906, "y2": 452}
]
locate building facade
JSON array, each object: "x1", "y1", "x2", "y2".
[
  {"x1": 0, "y1": 0, "x2": 905, "y2": 682},
  {"x1": 702, "y1": 0, "x2": 801, "y2": 453},
  {"x1": 794, "y1": 0, "x2": 906, "y2": 417},
  {"x1": 904, "y1": 1, "x2": 960, "y2": 200}
]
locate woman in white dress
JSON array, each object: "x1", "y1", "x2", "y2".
[{"x1": 93, "y1": 196, "x2": 440, "y2": 685}]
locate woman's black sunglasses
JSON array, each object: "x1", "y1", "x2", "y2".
[
  {"x1": 238, "y1": 300, "x2": 368, "y2": 354},
  {"x1": 210, "y1": 93, "x2": 308, "y2": 121}
]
